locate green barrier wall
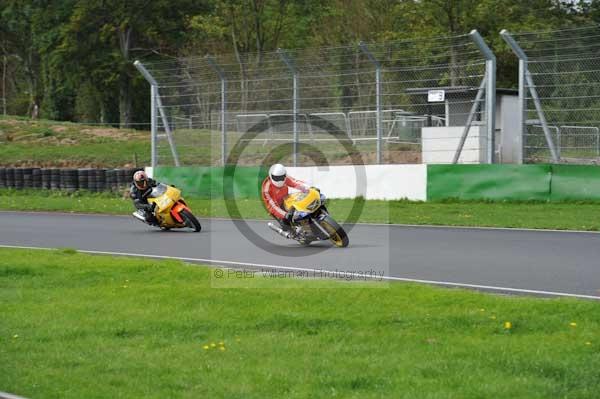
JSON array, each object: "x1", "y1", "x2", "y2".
[
  {"x1": 427, "y1": 164, "x2": 552, "y2": 201},
  {"x1": 153, "y1": 166, "x2": 267, "y2": 198},
  {"x1": 156, "y1": 164, "x2": 600, "y2": 201},
  {"x1": 550, "y1": 165, "x2": 600, "y2": 201}
]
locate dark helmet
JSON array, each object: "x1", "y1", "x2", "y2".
[{"x1": 133, "y1": 170, "x2": 149, "y2": 190}]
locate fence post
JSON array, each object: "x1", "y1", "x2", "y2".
[
  {"x1": 501, "y1": 30, "x2": 559, "y2": 163},
  {"x1": 470, "y1": 30, "x2": 496, "y2": 164},
  {"x1": 277, "y1": 49, "x2": 298, "y2": 167},
  {"x1": 134, "y1": 60, "x2": 181, "y2": 167},
  {"x1": 359, "y1": 42, "x2": 383, "y2": 164},
  {"x1": 134, "y1": 61, "x2": 157, "y2": 169},
  {"x1": 206, "y1": 56, "x2": 227, "y2": 166},
  {"x1": 453, "y1": 76, "x2": 487, "y2": 164},
  {"x1": 150, "y1": 86, "x2": 157, "y2": 169}
]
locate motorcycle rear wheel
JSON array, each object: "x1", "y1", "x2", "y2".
[
  {"x1": 181, "y1": 209, "x2": 202, "y2": 232},
  {"x1": 319, "y1": 216, "x2": 349, "y2": 248}
]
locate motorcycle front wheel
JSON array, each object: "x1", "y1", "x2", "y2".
[
  {"x1": 319, "y1": 215, "x2": 349, "y2": 248},
  {"x1": 181, "y1": 209, "x2": 202, "y2": 232}
]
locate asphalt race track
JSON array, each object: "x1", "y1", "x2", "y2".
[{"x1": 1, "y1": 211, "x2": 599, "y2": 299}]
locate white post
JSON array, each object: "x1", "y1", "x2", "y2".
[
  {"x1": 206, "y1": 56, "x2": 228, "y2": 165},
  {"x1": 501, "y1": 30, "x2": 559, "y2": 163},
  {"x1": 278, "y1": 49, "x2": 299, "y2": 166},
  {"x1": 470, "y1": 30, "x2": 496, "y2": 164},
  {"x1": 359, "y1": 42, "x2": 383, "y2": 164}
]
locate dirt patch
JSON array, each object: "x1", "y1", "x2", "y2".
[
  {"x1": 80, "y1": 128, "x2": 139, "y2": 141},
  {"x1": 0, "y1": 119, "x2": 21, "y2": 126}
]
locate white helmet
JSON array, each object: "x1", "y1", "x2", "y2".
[{"x1": 269, "y1": 163, "x2": 287, "y2": 188}]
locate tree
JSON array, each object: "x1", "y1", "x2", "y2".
[
  {"x1": 57, "y1": 0, "x2": 207, "y2": 127},
  {"x1": 0, "y1": 1, "x2": 41, "y2": 117}
]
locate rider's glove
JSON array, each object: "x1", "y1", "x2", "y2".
[{"x1": 284, "y1": 208, "x2": 294, "y2": 224}]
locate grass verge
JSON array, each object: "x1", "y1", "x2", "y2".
[
  {"x1": 2, "y1": 189, "x2": 600, "y2": 231},
  {"x1": 1, "y1": 248, "x2": 599, "y2": 398}
]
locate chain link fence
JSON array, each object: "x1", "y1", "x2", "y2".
[
  {"x1": 503, "y1": 25, "x2": 600, "y2": 164},
  {"x1": 136, "y1": 31, "x2": 494, "y2": 167}
]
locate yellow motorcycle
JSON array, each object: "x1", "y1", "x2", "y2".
[
  {"x1": 132, "y1": 183, "x2": 201, "y2": 232},
  {"x1": 268, "y1": 188, "x2": 349, "y2": 247}
]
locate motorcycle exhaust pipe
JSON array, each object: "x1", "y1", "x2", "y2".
[{"x1": 268, "y1": 222, "x2": 291, "y2": 239}]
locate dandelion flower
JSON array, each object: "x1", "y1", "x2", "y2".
[
  {"x1": 504, "y1": 321, "x2": 512, "y2": 330},
  {"x1": 219, "y1": 341, "x2": 224, "y2": 346},
  {"x1": 569, "y1": 322, "x2": 577, "y2": 327},
  {"x1": 219, "y1": 346, "x2": 226, "y2": 351},
  {"x1": 12, "y1": 334, "x2": 18, "y2": 339},
  {"x1": 210, "y1": 343, "x2": 216, "y2": 348},
  {"x1": 585, "y1": 342, "x2": 592, "y2": 346},
  {"x1": 479, "y1": 308, "x2": 485, "y2": 312},
  {"x1": 490, "y1": 315, "x2": 497, "y2": 320},
  {"x1": 202, "y1": 345, "x2": 209, "y2": 350}
]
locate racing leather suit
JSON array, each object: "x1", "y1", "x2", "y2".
[
  {"x1": 130, "y1": 178, "x2": 159, "y2": 225},
  {"x1": 261, "y1": 176, "x2": 309, "y2": 229}
]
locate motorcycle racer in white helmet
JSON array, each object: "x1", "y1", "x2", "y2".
[{"x1": 261, "y1": 163, "x2": 309, "y2": 232}]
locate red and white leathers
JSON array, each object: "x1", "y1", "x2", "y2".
[{"x1": 261, "y1": 175, "x2": 309, "y2": 220}]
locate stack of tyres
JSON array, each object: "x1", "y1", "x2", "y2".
[
  {"x1": 32, "y1": 168, "x2": 42, "y2": 188},
  {"x1": 50, "y1": 169, "x2": 61, "y2": 190},
  {"x1": 117, "y1": 169, "x2": 129, "y2": 191},
  {"x1": 5, "y1": 168, "x2": 15, "y2": 189},
  {"x1": 41, "y1": 169, "x2": 52, "y2": 189},
  {"x1": 14, "y1": 168, "x2": 24, "y2": 190},
  {"x1": 106, "y1": 169, "x2": 118, "y2": 192},
  {"x1": 22, "y1": 168, "x2": 33, "y2": 189},
  {"x1": 0, "y1": 168, "x2": 5, "y2": 188},
  {"x1": 95, "y1": 169, "x2": 106, "y2": 192},
  {"x1": 78, "y1": 169, "x2": 90, "y2": 191},
  {"x1": 87, "y1": 169, "x2": 97, "y2": 192},
  {"x1": 61, "y1": 169, "x2": 78, "y2": 192}
]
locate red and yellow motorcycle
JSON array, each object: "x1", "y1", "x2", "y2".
[{"x1": 132, "y1": 183, "x2": 201, "y2": 232}]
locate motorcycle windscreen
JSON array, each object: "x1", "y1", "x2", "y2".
[{"x1": 148, "y1": 183, "x2": 168, "y2": 198}]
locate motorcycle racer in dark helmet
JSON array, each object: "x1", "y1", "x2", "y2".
[{"x1": 130, "y1": 170, "x2": 159, "y2": 225}]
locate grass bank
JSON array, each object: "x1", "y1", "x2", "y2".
[
  {"x1": 0, "y1": 117, "x2": 149, "y2": 167},
  {"x1": 1, "y1": 248, "x2": 599, "y2": 398},
  {"x1": 1, "y1": 189, "x2": 600, "y2": 231}
]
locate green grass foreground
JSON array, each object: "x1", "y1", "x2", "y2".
[
  {"x1": 1, "y1": 248, "x2": 599, "y2": 398},
  {"x1": 2, "y1": 189, "x2": 600, "y2": 230}
]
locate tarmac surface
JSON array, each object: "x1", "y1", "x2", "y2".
[{"x1": 1, "y1": 211, "x2": 599, "y2": 299}]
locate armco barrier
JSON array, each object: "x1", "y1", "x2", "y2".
[
  {"x1": 427, "y1": 164, "x2": 552, "y2": 201},
  {"x1": 550, "y1": 165, "x2": 600, "y2": 201},
  {"x1": 0, "y1": 167, "x2": 142, "y2": 192},
  {"x1": 153, "y1": 166, "x2": 267, "y2": 198}
]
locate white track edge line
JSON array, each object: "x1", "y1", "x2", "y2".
[{"x1": 1, "y1": 244, "x2": 599, "y2": 300}]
